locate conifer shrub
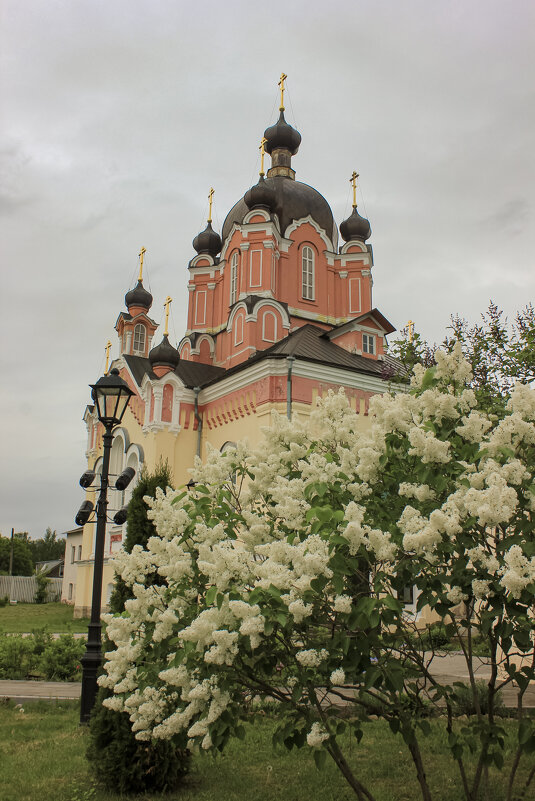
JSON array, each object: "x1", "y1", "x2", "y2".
[
  {"x1": 89, "y1": 461, "x2": 189, "y2": 793},
  {"x1": 86, "y1": 687, "x2": 190, "y2": 794},
  {"x1": 109, "y1": 460, "x2": 173, "y2": 614}
]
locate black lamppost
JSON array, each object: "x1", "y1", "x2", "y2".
[{"x1": 78, "y1": 368, "x2": 134, "y2": 724}]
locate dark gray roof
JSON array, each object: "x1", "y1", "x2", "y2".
[
  {"x1": 200, "y1": 324, "x2": 403, "y2": 388},
  {"x1": 123, "y1": 354, "x2": 225, "y2": 389},
  {"x1": 257, "y1": 324, "x2": 387, "y2": 375},
  {"x1": 124, "y1": 323, "x2": 403, "y2": 394}
]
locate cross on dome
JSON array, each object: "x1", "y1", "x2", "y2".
[{"x1": 278, "y1": 73, "x2": 287, "y2": 111}]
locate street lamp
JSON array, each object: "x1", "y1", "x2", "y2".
[{"x1": 79, "y1": 368, "x2": 134, "y2": 724}]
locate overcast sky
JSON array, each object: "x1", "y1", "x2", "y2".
[{"x1": 1, "y1": 0, "x2": 534, "y2": 541}]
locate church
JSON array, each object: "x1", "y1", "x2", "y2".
[{"x1": 74, "y1": 79, "x2": 400, "y2": 617}]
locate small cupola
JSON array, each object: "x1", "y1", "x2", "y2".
[
  {"x1": 340, "y1": 171, "x2": 371, "y2": 243},
  {"x1": 264, "y1": 74, "x2": 301, "y2": 179},
  {"x1": 192, "y1": 187, "x2": 222, "y2": 257},
  {"x1": 125, "y1": 247, "x2": 153, "y2": 311},
  {"x1": 149, "y1": 295, "x2": 179, "y2": 376},
  {"x1": 244, "y1": 137, "x2": 276, "y2": 212},
  {"x1": 149, "y1": 334, "x2": 179, "y2": 374}
]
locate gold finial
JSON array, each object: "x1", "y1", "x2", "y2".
[
  {"x1": 350, "y1": 171, "x2": 359, "y2": 210},
  {"x1": 407, "y1": 320, "x2": 415, "y2": 343},
  {"x1": 163, "y1": 296, "x2": 173, "y2": 337},
  {"x1": 104, "y1": 340, "x2": 112, "y2": 374},
  {"x1": 259, "y1": 137, "x2": 268, "y2": 177},
  {"x1": 278, "y1": 72, "x2": 287, "y2": 111},
  {"x1": 138, "y1": 247, "x2": 146, "y2": 281},
  {"x1": 207, "y1": 187, "x2": 215, "y2": 224}
]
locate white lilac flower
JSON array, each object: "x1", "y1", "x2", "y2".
[{"x1": 307, "y1": 722, "x2": 329, "y2": 747}]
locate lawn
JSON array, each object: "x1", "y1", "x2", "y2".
[
  {"x1": 0, "y1": 702, "x2": 532, "y2": 801},
  {"x1": 0, "y1": 602, "x2": 90, "y2": 633}
]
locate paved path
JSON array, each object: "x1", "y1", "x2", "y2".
[
  {"x1": 0, "y1": 652, "x2": 533, "y2": 706},
  {"x1": 0, "y1": 679, "x2": 81, "y2": 703}
]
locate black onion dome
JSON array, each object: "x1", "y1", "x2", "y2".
[
  {"x1": 263, "y1": 110, "x2": 302, "y2": 155},
  {"x1": 125, "y1": 280, "x2": 153, "y2": 310},
  {"x1": 339, "y1": 207, "x2": 371, "y2": 243},
  {"x1": 192, "y1": 221, "x2": 222, "y2": 257},
  {"x1": 148, "y1": 334, "x2": 179, "y2": 370},
  {"x1": 223, "y1": 176, "x2": 338, "y2": 249},
  {"x1": 244, "y1": 175, "x2": 276, "y2": 212}
]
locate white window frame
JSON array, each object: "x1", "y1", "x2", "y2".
[
  {"x1": 195, "y1": 290, "x2": 207, "y2": 325},
  {"x1": 262, "y1": 310, "x2": 278, "y2": 343},
  {"x1": 234, "y1": 312, "x2": 244, "y2": 346},
  {"x1": 349, "y1": 277, "x2": 361, "y2": 314},
  {"x1": 230, "y1": 252, "x2": 238, "y2": 305},
  {"x1": 133, "y1": 323, "x2": 146, "y2": 355},
  {"x1": 362, "y1": 333, "x2": 375, "y2": 354},
  {"x1": 302, "y1": 246, "x2": 315, "y2": 301}
]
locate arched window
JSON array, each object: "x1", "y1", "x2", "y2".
[
  {"x1": 234, "y1": 311, "x2": 244, "y2": 346},
  {"x1": 162, "y1": 384, "x2": 173, "y2": 423},
  {"x1": 302, "y1": 246, "x2": 315, "y2": 300},
  {"x1": 133, "y1": 323, "x2": 146, "y2": 355},
  {"x1": 230, "y1": 252, "x2": 239, "y2": 305},
  {"x1": 262, "y1": 310, "x2": 278, "y2": 342}
]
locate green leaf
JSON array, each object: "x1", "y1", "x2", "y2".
[
  {"x1": 388, "y1": 718, "x2": 400, "y2": 734},
  {"x1": 205, "y1": 585, "x2": 217, "y2": 605},
  {"x1": 518, "y1": 719, "x2": 534, "y2": 746},
  {"x1": 313, "y1": 749, "x2": 327, "y2": 770},
  {"x1": 420, "y1": 366, "x2": 437, "y2": 390}
]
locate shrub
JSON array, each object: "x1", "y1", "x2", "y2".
[
  {"x1": 34, "y1": 572, "x2": 50, "y2": 604},
  {"x1": 451, "y1": 680, "x2": 505, "y2": 717},
  {"x1": 0, "y1": 596, "x2": 8, "y2": 607},
  {"x1": 86, "y1": 688, "x2": 190, "y2": 794},
  {"x1": 39, "y1": 634, "x2": 85, "y2": 681},
  {"x1": 0, "y1": 634, "x2": 36, "y2": 679}
]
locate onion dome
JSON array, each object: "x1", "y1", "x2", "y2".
[
  {"x1": 148, "y1": 334, "x2": 179, "y2": 371},
  {"x1": 192, "y1": 221, "x2": 222, "y2": 257},
  {"x1": 244, "y1": 174, "x2": 276, "y2": 212},
  {"x1": 264, "y1": 110, "x2": 301, "y2": 155},
  {"x1": 125, "y1": 280, "x2": 153, "y2": 311},
  {"x1": 223, "y1": 177, "x2": 338, "y2": 249},
  {"x1": 340, "y1": 207, "x2": 371, "y2": 243}
]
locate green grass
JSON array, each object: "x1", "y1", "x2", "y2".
[
  {"x1": 0, "y1": 702, "x2": 532, "y2": 801},
  {"x1": 0, "y1": 603, "x2": 90, "y2": 633}
]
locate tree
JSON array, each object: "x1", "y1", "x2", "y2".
[
  {"x1": 27, "y1": 528, "x2": 65, "y2": 566},
  {"x1": 0, "y1": 535, "x2": 33, "y2": 576},
  {"x1": 100, "y1": 347, "x2": 535, "y2": 801},
  {"x1": 388, "y1": 302, "x2": 535, "y2": 411}
]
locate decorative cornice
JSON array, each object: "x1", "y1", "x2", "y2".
[{"x1": 283, "y1": 214, "x2": 334, "y2": 252}]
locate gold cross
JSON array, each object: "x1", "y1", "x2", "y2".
[
  {"x1": 278, "y1": 73, "x2": 287, "y2": 111},
  {"x1": 104, "y1": 340, "x2": 112, "y2": 374},
  {"x1": 350, "y1": 171, "x2": 359, "y2": 209},
  {"x1": 259, "y1": 137, "x2": 268, "y2": 176},
  {"x1": 207, "y1": 187, "x2": 214, "y2": 224},
  {"x1": 407, "y1": 320, "x2": 415, "y2": 342},
  {"x1": 138, "y1": 247, "x2": 146, "y2": 281},
  {"x1": 163, "y1": 296, "x2": 173, "y2": 337}
]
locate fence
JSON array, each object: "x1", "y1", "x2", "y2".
[{"x1": 0, "y1": 576, "x2": 63, "y2": 603}]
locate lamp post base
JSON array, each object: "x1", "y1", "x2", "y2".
[{"x1": 80, "y1": 622, "x2": 102, "y2": 724}]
